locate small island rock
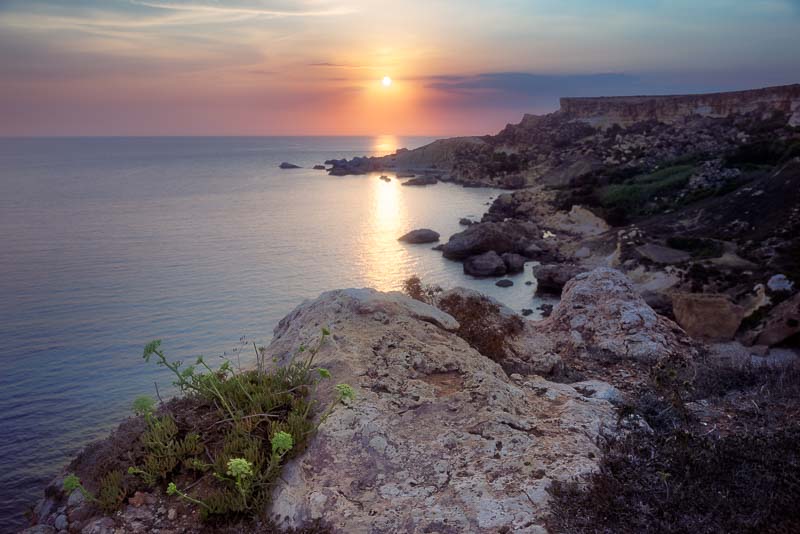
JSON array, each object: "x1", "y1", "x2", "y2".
[
  {"x1": 398, "y1": 229, "x2": 440, "y2": 244},
  {"x1": 279, "y1": 162, "x2": 301, "y2": 169}
]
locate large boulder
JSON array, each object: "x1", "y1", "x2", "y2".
[
  {"x1": 501, "y1": 253, "x2": 527, "y2": 273},
  {"x1": 267, "y1": 288, "x2": 616, "y2": 532},
  {"x1": 533, "y1": 264, "x2": 587, "y2": 295},
  {"x1": 463, "y1": 251, "x2": 507, "y2": 277},
  {"x1": 746, "y1": 291, "x2": 800, "y2": 346},
  {"x1": 672, "y1": 293, "x2": 745, "y2": 341},
  {"x1": 442, "y1": 221, "x2": 541, "y2": 260},
  {"x1": 538, "y1": 268, "x2": 696, "y2": 362},
  {"x1": 398, "y1": 229, "x2": 440, "y2": 244}
]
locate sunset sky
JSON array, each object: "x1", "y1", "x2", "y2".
[{"x1": 1, "y1": 0, "x2": 799, "y2": 136}]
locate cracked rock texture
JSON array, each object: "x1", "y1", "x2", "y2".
[{"x1": 267, "y1": 288, "x2": 617, "y2": 533}]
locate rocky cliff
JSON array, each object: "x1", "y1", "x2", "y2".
[{"x1": 561, "y1": 84, "x2": 800, "y2": 129}]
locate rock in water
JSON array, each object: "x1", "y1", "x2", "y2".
[
  {"x1": 459, "y1": 217, "x2": 474, "y2": 226},
  {"x1": 442, "y1": 221, "x2": 541, "y2": 260},
  {"x1": 398, "y1": 229, "x2": 440, "y2": 244},
  {"x1": 266, "y1": 288, "x2": 616, "y2": 532},
  {"x1": 401, "y1": 175, "x2": 437, "y2": 186},
  {"x1": 501, "y1": 253, "x2": 527, "y2": 273},
  {"x1": 313, "y1": 165, "x2": 326, "y2": 170},
  {"x1": 672, "y1": 293, "x2": 744, "y2": 341},
  {"x1": 279, "y1": 162, "x2": 301, "y2": 169},
  {"x1": 495, "y1": 279, "x2": 514, "y2": 287},
  {"x1": 463, "y1": 251, "x2": 507, "y2": 277},
  {"x1": 533, "y1": 264, "x2": 587, "y2": 295}
]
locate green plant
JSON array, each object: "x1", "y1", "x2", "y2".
[
  {"x1": 97, "y1": 470, "x2": 126, "y2": 513},
  {"x1": 132, "y1": 330, "x2": 354, "y2": 522},
  {"x1": 63, "y1": 474, "x2": 96, "y2": 503},
  {"x1": 599, "y1": 165, "x2": 695, "y2": 215},
  {"x1": 132, "y1": 395, "x2": 156, "y2": 417}
]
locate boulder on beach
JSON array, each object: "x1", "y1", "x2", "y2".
[
  {"x1": 312, "y1": 165, "x2": 326, "y2": 170},
  {"x1": 380, "y1": 175, "x2": 391, "y2": 182},
  {"x1": 279, "y1": 162, "x2": 301, "y2": 169},
  {"x1": 401, "y1": 176, "x2": 437, "y2": 186},
  {"x1": 398, "y1": 229, "x2": 440, "y2": 244},
  {"x1": 672, "y1": 293, "x2": 745, "y2": 341},
  {"x1": 533, "y1": 264, "x2": 587, "y2": 295},
  {"x1": 463, "y1": 251, "x2": 507, "y2": 277}
]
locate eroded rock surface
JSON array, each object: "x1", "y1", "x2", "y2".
[
  {"x1": 267, "y1": 288, "x2": 617, "y2": 533},
  {"x1": 537, "y1": 268, "x2": 696, "y2": 363}
]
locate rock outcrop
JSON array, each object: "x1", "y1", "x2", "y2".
[
  {"x1": 538, "y1": 268, "x2": 696, "y2": 363},
  {"x1": 561, "y1": 84, "x2": 800, "y2": 129},
  {"x1": 266, "y1": 288, "x2": 617, "y2": 532},
  {"x1": 671, "y1": 293, "x2": 745, "y2": 341}
]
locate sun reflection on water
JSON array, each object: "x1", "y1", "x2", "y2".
[{"x1": 356, "y1": 175, "x2": 412, "y2": 291}]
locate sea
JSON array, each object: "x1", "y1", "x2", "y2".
[{"x1": 0, "y1": 136, "x2": 549, "y2": 529}]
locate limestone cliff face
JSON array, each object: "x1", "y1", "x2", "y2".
[{"x1": 560, "y1": 84, "x2": 800, "y2": 128}]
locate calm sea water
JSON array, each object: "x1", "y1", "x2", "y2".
[{"x1": 0, "y1": 136, "x2": 548, "y2": 529}]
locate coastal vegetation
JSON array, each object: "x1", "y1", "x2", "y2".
[{"x1": 61, "y1": 330, "x2": 352, "y2": 525}]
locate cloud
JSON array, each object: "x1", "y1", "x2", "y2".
[
  {"x1": 130, "y1": 0, "x2": 354, "y2": 17},
  {"x1": 425, "y1": 72, "x2": 640, "y2": 98}
]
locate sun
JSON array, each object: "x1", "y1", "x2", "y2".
[{"x1": 382, "y1": 76, "x2": 392, "y2": 87}]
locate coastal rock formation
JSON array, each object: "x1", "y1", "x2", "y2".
[
  {"x1": 501, "y1": 253, "x2": 527, "y2": 273},
  {"x1": 398, "y1": 229, "x2": 440, "y2": 244},
  {"x1": 401, "y1": 175, "x2": 437, "y2": 186},
  {"x1": 539, "y1": 268, "x2": 696, "y2": 363},
  {"x1": 279, "y1": 162, "x2": 301, "y2": 169},
  {"x1": 267, "y1": 288, "x2": 617, "y2": 532},
  {"x1": 463, "y1": 251, "x2": 507, "y2": 277},
  {"x1": 442, "y1": 221, "x2": 541, "y2": 260},
  {"x1": 561, "y1": 84, "x2": 800, "y2": 129},
  {"x1": 533, "y1": 264, "x2": 588, "y2": 295},
  {"x1": 671, "y1": 293, "x2": 745, "y2": 341}
]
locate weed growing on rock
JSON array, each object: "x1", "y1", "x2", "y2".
[
  {"x1": 68, "y1": 329, "x2": 353, "y2": 524},
  {"x1": 438, "y1": 292, "x2": 524, "y2": 363},
  {"x1": 402, "y1": 275, "x2": 442, "y2": 305}
]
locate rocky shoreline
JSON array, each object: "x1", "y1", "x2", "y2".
[{"x1": 23, "y1": 84, "x2": 800, "y2": 533}]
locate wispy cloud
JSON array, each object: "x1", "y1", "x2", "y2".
[
  {"x1": 425, "y1": 72, "x2": 639, "y2": 96},
  {"x1": 131, "y1": 1, "x2": 355, "y2": 17}
]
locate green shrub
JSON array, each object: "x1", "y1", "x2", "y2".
[{"x1": 599, "y1": 165, "x2": 695, "y2": 214}]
